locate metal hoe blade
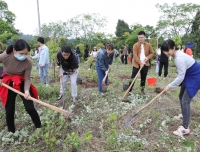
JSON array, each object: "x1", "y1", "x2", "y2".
[{"x1": 124, "y1": 113, "x2": 137, "y2": 129}]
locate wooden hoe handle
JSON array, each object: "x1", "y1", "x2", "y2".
[
  {"x1": 122, "y1": 66, "x2": 143, "y2": 99},
  {"x1": 2, "y1": 83, "x2": 69, "y2": 117}
]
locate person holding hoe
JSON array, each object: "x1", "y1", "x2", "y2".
[
  {"x1": 162, "y1": 39, "x2": 200, "y2": 136},
  {"x1": 0, "y1": 39, "x2": 41, "y2": 133},
  {"x1": 56, "y1": 46, "x2": 79, "y2": 102},
  {"x1": 129, "y1": 31, "x2": 154, "y2": 95},
  {"x1": 96, "y1": 43, "x2": 114, "y2": 93}
]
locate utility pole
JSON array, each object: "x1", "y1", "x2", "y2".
[{"x1": 36, "y1": 0, "x2": 41, "y2": 36}]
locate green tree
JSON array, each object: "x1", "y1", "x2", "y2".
[
  {"x1": 46, "y1": 37, "x2": 60, "y2": 61},
  {"x1": 0, "y1": 0, "x2": 16, "y2": 25},
  {"x1": 115, "y1": 20, "x2": 130, "y2": 37},
  {"x1": 58, "y1": 37, "x2": 67, "y2": 47},
  {"x1": 172, "y1": 35, "x2": 182, "y2": 45},
  {"x1": 156, "y1": 3, "x2": 200, "y2": 37},
  {"x1": 39, "y1": 21, "x2": 71, "y2": 38},
  {"x1": 125, "y1": 27, "x2": 144, "y2": 49},
  {"x1": 0, "y1": 0, "x2": 18, "y2": 44},
  {"x1": 68, "y1": 13, "x2": 107, "y2": 44},
  {"x1": 188, "y1": 10, "x2": 200, "y2": 57},
  {"x1": 144, "y1": 25, "x2": 157, "y2": 39}
]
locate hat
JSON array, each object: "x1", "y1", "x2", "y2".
[{"x1": 185, "y1": 42, "x2": 194, "y2": 48}]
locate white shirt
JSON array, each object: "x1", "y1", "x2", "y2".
[
  {"x1": 168, "y1": 51, "x2": 195, "y2": 89},
  {"x1": 140, "y1": 44, "x2": 146, "y2": 63},
  {"x1": 90, "y1": 51, "x2": 98, "y2": 57},
  {"x1": 156, "y1": 49, "x2": 161, "y2": 56}
]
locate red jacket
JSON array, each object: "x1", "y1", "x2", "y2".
[{"x1": 0, "y1": 73, "x2": 38, "y2": 107}]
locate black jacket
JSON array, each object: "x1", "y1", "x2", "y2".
[
  {"x1": 57, "y1": 50, "x2": 79, "y2": 72},
  {"x1": 160, "y1": 50, "x2": 168, "y2": 62}
]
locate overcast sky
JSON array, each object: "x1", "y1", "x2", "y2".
[{"x1": 4, "y1": 0, "x2": 200, "y2": 35}]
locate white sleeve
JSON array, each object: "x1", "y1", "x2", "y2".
[{"x1": 168, "y1": 59, "x2": 186, "y2": 88}]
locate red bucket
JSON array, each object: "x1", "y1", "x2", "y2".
[{"x1": 147, "y1": 77, "x2": 156, "y2": 86}]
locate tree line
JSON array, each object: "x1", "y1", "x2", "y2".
[{"x1": 1, "y1": 1, "x2": 200, "y2": 57}]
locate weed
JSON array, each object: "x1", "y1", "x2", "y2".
[{"x1": 65, "y1": 132, "x2": 81, "y2": 151}]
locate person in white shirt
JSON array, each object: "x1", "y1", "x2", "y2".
[
  {"x1": 156, "y1": 44, "x2": 161, "y2": 73},
  {"x1": 88, "y1": 46, "x2": 98, "y2": 70},
  {"x1": 178, "y1": 45, "x2": 184, "y2": 52},
  {"x1": 129, "y1": 31, "x2": 154, "y2": 95}
]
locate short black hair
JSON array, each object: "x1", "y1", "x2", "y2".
[
  {"x1": 61, "y1": 46, "x2": 72, "y2": 53},
  {"x1": 37, "y1": 37, "x2": 45, "y2": 44},
  {"x1": 161, "y1": 39, "x2": 175, "y2": 52},
  {"x1": 138, "y1": 31, "x2": 146, "y2": 36}
]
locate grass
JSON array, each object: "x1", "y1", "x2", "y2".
[{"x1": 0, "y1": 57, "x2": 200, "y2": 152}]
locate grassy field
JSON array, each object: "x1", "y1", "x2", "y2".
[{"x1": 0, "y1": 58, "x2": 200, "y2": 152}]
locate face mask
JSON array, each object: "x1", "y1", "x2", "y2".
[{"x1": 14, "y1": 54, "x2": 27, "y2": 61}]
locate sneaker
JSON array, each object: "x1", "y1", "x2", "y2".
[
  {"x1": 173, "y1": 126, "x2": 190, "y2": 136},
  {"x1": 174, "y1": 114, "x2": 183, "y2": 120},
  {"x1": 56, "y1": 95, "x2": 63, "y2": 101}
]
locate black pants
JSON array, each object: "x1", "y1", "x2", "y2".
[
  {"x1": 5, "y1": 82, "x2": 41, "y2": 133},
  {"x1": 121, "y1": 55, "x2": 128, "y2": 64},
  {"x1": 129, "y1": 66, "x2": 149, "y2": 92},
  {"x1": 158, "y1": 62, "x2": 168, "y2": 77}
]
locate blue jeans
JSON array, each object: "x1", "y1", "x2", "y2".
[
  {"x1": 96, "y1": 68, "x2": 108, "y2": 93},
  {"x1": 39, "y1": 64, "x2": 49, "y2": 85},
  {"x1": 156, "y1": 61, "x2": 160, "y2": 73},
  {"x1": 36, "y1": 61, "x2": 39, "y2": 70},
  {"x1": 77, "y1": 56, "x2": 80, "y2": 64}
]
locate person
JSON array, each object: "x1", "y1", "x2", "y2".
[
  {"x1": 162, "y1": 39, "x2": 200, "y2": 136},
  {"x1": 184, "y1": 42, "x2": 194, "y2": 57},
  {"x1": 0, "y1": 39, "x2": 41, "y2": 133},
  {"x1": 96, "y1": 43, "x2": 114, "y2": 93},
  {"x1": 84, "y1": 45, "x2": 89, "y2": 61},
  {"x1": 120, "y1": 49, "x2": 124, "y2": 63},
  {"x1": 155, "y1": 44, "x2": 161, "y2": 74},
  {"x1": 177, "y1": 45, "x2": 184, "y2": 52},
  {"x1": 158, "y1": 43, "x2": 169, "y2": 79},
  {"x1": 122, "y1": 44, "x2": 128, "y2": 64},
  {"x1": 34, "y1": 48, "x2": 39, "y2": 70},
  {"x1": 31, "y1": 37, "x2": 50, "y2": 86},
  {"x1": 75, "y1": 46, "x2": 81, "y2": 64},
  {"x1": 114, "y1": 49, "x2": 119, "y2": 58},
  {"x1": 88, "y1": 46, "x2": 98, "y2": 70},
  {"x1": 129, "y1": 31, "x2": 154, "y2": 95},
  {"x1": 56, "y1": 46, "x2": 79, "y2": 102}
]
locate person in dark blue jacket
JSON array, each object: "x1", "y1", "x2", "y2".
[{"x1": 96, "y1": 43, "x2": 114, "y2": 93}]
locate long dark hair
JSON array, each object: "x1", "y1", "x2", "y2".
[{"x1": 6, "y1": 39, "x2": 30, "y2": 54}]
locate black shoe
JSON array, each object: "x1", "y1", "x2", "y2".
[
  {"x1": 141, "y1": 90, "x2": 145, "y2": 95},
  {"x1": 56, "y1": 95, "x2": 63, "y2": 101}
]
